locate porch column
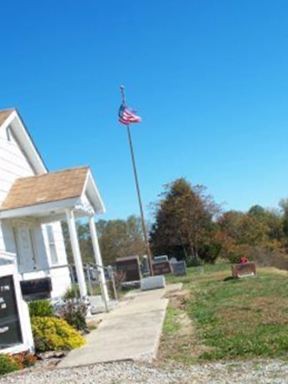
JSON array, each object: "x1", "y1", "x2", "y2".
[
  {"x1": 65, "y1": 209, "x2": 87, "y2": 298},
  {"x1": 88, "y1": 216, "x2": 109, "y2": 309}
]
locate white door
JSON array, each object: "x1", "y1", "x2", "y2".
[{"x1": 14, "y1": 225, "x2": 37, "y2": 273}]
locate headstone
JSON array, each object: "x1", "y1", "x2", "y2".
[
  {"x1": 171, "y1": 260, "x2": 187, "y2": 276},
  {"x1": 115, "y1": 256, "x2": 141, "y2": 282},
  {"x1": 141, "y1": 275, "x2": 166, "y2": 291},
  {"x1": 152, "y1": 261, "x2": 171, "y2": 275},
  {"x1": 154, "y1": 255, "x2": 169, "y2": 263},
  {"x1": 140, "y1": 255, "x2": 150, "y2": 276},
  {"x1": 231, "y1": 262, "x2": 256, "y2": 278}
]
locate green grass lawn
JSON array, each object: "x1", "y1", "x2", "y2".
[{"x1": 161, "y1": 263, "x2": 288, "y2": 363}]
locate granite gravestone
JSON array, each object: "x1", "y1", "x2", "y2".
[
  {"x1": 171, "y1": 260, "x2": 187, "y2": 276},
  {"x1": 231, "y1": 262, "x2": 256, "y2": 278}
]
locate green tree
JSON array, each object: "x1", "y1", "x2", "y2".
[
  {"x1": 150, "y1": 178, "x2": 220, "y2": 263},
  {"x1": 62, "y1": 216, "x2": 146, "y2": 265},
  {"x1": 279, "y1": 199, "x2": 288, "y2": 238},
  {"x1": 217, "y1": 205, "x2": 284, "y2": 263},
  {"x1": 97, "y1": 215, "x2": 146, "y2": 264},
  {"x1": 249, "y1": 205, "x2": 284, "y2": 242},
  {"x1": 61, "y1": 222, "x2": 94, "y2": 264}
]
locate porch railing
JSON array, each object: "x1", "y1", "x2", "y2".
[
  {"x1": 17, "y1": 261, "x2": 117, "y2": 305},
  {"x1": 68, "y1": 262, "x2": 118, "y2": 303}
]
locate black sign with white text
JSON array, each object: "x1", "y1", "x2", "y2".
[{"x1": 0, "y1": 275, "x2": 22, "y2": 350}]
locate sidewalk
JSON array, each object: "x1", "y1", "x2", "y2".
[{"x1": 58, "y1": 283, "x2": 182, "y2": 368}]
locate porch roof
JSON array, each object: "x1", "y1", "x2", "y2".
[{"x1": 0, "y1": 167, "x2": 105, "y2": 219}]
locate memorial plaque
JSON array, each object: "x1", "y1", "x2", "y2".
[
  {"x1": 171, "y1": 261, "x2": 187, "y2": 276},
  {"x1": 0, "y1": 275, "x2": 23, "y2": 350}
]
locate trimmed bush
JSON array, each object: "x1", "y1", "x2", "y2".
[
  {"x1": 29, "y1": 300, "x2": 54, "y2": 317},
  {"x1": 0, "y1": 355, "x2": 21, "y2": 376},
  {"x1": 31, "y1": 316, "x2": 85, "y2": 352}
]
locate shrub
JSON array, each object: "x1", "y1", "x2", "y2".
[
  {"x1": 0, "y1": 355, "x2": 21, "y2": 376},
  {"x1": 29, "y1": 300, "x2": 54, "y2": 317},
  {"x1": 0, "y1": 353, "x2": 37, "y2": 376},
  {"x1": 59, "y1": 301, "x2": 88, "y2": 332},
  {"x1": 13, "y1": 352, "x2": 37, "y2": 369},
  {"x1": 63, "y1": 287, "x2": 80, "y2": 300},
  {"x1": 31, "y1": 316, "x2": 85, "y2": 352},
  {"x1": 186, "y1": 254, "x2": 204, "y2": 267}
]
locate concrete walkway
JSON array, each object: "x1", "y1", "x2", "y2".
[{"x1": 58, "y1": 283, "x2": 182, "y2": 368}]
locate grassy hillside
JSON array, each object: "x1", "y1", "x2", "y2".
[{"x1": 160, "y1": 264, "x2": 288, "y2": 363}]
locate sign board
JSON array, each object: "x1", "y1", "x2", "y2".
[
  {"x1": 171, "y1": 261, "x2": 187, "y2": 276},
  {"x1": 0, "y1": 275, "x2": 23, "y2": 350},
  {"x1": 0, "y1": 258, "x2": 34, "y2": 354},
  {"x1": 20, "y1": 277, "x2": 52, "y2": 300}
]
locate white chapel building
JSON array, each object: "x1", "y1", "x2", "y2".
[{"x1": 0, "y1": 109, "x2": 108, "y2": 302}]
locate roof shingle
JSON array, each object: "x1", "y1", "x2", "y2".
[{"x1": 0, "y1": 167, "x2": 89, "y2": 211}]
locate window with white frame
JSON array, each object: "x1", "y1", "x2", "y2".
[{"x1": 46, "y1": 225, "x2": 58, "y2": 265}]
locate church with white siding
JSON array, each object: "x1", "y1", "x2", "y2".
[{"x1": 0, "y1": 109, "x2": 108, "y2": 354}]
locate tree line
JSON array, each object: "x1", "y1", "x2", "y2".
[
  {"x1": 62, "y1": 177, "x2": 288, "y2": 269},
  {"x1": 150, "y1": 178, "x2": 288, "y2": 268},
  {"x1": 62, "y1": 215, "x2": 146, "y2": 265}
]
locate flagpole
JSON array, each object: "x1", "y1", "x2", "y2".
[{"x1": 120, "y1": 85, "x2": 154, "y2": 276}]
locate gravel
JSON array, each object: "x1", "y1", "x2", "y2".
[{"x1": 1, "y1": 360, "x2": 288, "y2": 384}]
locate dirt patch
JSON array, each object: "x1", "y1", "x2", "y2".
[
  {"x1": 158, "y1": 288, "x2": 213, "y2": 363},
  {"x1": 164, "y1": 289, "x2": 191, "y2": 310}
]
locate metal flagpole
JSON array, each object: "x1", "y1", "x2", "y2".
[{"x1": 120, "y1": 85, "x2": 154, "y2": 276}]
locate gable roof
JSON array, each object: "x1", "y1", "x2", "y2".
[
  {"x1": 0, "y1": 167, "x2": 89, "y2": 212},
  {"x1": 0, "y1": 109, "x2": 105, "y2": 218},
  {"x1": 0, "y1": 108, "x2": 47, "y2": 174},
  {"x1": 0, "y1": 109, "x2": 15, "y2": 126}
]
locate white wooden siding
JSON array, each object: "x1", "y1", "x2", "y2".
[
  {"x1": 0, "y1": 123, "x2": 71, "y2": 297},
  {"x1": 0, "y1": 126, "x2": 35, "y2": 256},
  {"x1": 49, "y1": 266, "x2": 71, "y2": 298},
  {"x1": 0, "y1": 126, "x2": 34, "y2": 205}
]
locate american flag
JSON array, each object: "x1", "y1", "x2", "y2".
[{"x1": 118, "y1": 104, "x2": 142, "y2": 125}]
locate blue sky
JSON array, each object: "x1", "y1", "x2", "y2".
[{"x1": 1, "y1": 0, "x2": 288, "y2": 220}]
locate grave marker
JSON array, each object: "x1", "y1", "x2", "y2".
[
  {"x1": 171, "y1": 260, "x2": 187, "y2": 276},
  {"x1": 231, "y1": 262, "x2": 256, "y2": 278}
]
